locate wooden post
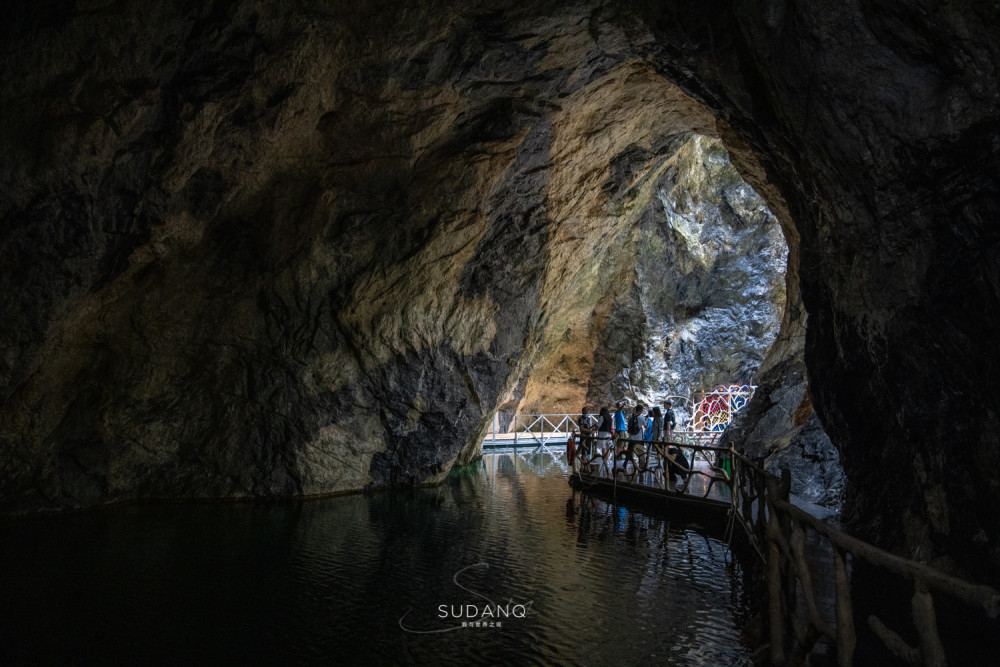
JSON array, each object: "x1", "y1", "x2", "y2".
[
  {"x1": 912, "y1": 578, "x2": 947, "y2": 666},
  {"x1": 833, "y1": 546, "x2": 856, "y2": 666},
  {"x1": 768, "y1": 503, "x2": 788, "y2": 665}
]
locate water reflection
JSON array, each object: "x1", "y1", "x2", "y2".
[{"x1": 0, "y1": 449, "x2": 752, "y2": 665}]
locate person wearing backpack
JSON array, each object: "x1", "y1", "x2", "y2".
[
  {"x1": 626, "y1": 405, "x2": 644, "y2": 438},
  {"x1": 624, "y1": 405, "x2": 646, "y2": 463}
]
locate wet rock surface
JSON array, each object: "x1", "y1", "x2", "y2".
[{"x1": 1, "y1": 0, "x2": 999, "y2": 585}]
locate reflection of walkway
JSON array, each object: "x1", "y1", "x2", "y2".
[{"x1": 480, "y1": 448, "x2": 568, "y2": 484}]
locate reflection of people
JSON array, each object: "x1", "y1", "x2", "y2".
[{"x1": 663, "y1": 400, "x2": 677, "y2": 439}]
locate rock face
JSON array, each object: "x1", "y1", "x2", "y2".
[
  {"x1": 512, "y1": 132, "x2": 789, "y2": 425},
  {"x1": 511, "y1": 133, "x2": 787, "y2": 419},
  {"x1": 610, "y1": 135, "x2": 787, "y2": 411},
  {"x1": 1, "y1": 1, "x2": 999, "y2": 586},
  {"x1": 719, "y1": 244, "x2": 845, "y2": 511}
]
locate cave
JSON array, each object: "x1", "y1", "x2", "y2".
[{"x1": 2, "y1": 0, "x2": 999, "y2": 651}]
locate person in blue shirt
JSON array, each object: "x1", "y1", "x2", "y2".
[
  {"x1": 613, "y1": 401, "x2": 628, "y2": 433},
  {"x1": 613, "y1": 401, "x2": 629, "y2": 455}
]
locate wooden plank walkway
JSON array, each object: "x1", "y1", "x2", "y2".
[{"x1": 567, "y1": 446, "x2": 841, "y2": 663}]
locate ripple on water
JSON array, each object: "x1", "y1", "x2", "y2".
[{"x1": 0, "y1": 450, "x2": 753, "y2": 665}]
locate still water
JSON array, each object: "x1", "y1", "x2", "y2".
[{"x1": 0, "y1": 450, "x2": 753, "y2": 666}]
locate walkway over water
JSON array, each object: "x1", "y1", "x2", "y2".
[
  {"x1": 560, "y1": 429, "x2": 1000, "y2": 666},
  {"x1": 481, "y1": 413, "x2": 718, "y2": 450},
  {"x1": 567, "y1": 433, "x2": 735, "y2": 522}
]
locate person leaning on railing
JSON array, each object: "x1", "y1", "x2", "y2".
[{"x1": 666, "y1": 445, "x2": 691, "y2": 482}]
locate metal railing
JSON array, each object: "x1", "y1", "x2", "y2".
[
  {"x1": 482, "y1": 411, "x2": 724, "y2": 450},
  {"x1": 482, "y1": 413, "x2": 582, "y2": 448}
]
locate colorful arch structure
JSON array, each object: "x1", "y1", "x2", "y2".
[{"x1": 691, "y1": 385, "x2": 756, "y2": 432}]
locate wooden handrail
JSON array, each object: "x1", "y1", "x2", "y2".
[
  {"x1": 760, "y1": 471, "x2": 1000, "y2": 664},
  {"x1": 771, "y1": 497, "x2": 1000, "y2": 618},
  {"x1": 569, "y1": 429, "x2": 1000, "y2": 664}
]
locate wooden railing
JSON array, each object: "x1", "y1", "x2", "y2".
[
  {"x1": 571, "y1": 432, "x2": 733, "y2": 504},
  {"x1": 730, "y1": 451, "x2": 773, "y2": 562},
  {"x1": 573, "y1": 438, "x2": 1000, "y2": 665},
  {"x1": 764, "y1": 478, "x2": 1000, "y2": 666},
  {"x1": 731, "y1": 457, "x2": 1000, "y2": 666}
]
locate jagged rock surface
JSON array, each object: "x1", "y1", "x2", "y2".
[
  {"x1": 514, "y1": 134, "x2": 787, "y2": 418},
  {"x1": 609, "y1": 136, "x2": 786, "y2": 411},
  {"x1": 1, "y1": 0, "x2": 999, "y2": 586}
]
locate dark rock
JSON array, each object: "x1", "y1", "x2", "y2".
[{"x1": 1, "y1": 0, "x2": 999, "y2": 589}]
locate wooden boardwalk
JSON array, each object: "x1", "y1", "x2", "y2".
[
  {"x1": 555, "y1": 430, "x2": 1000, "y2": 664},
  {"x1": 566, "y1": 435, "x2": 842, "y2": 662}
]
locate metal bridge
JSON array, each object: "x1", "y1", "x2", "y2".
[
  {"x1": 480, "y1": 413, "x2": 579, "y2": 448},
  {"x1": 480, "y1": 412, "x2": 720, "y2": 450}
]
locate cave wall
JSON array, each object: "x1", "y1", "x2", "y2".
[
  {"x1": 515, "y1": 133, "x2": 788, "y2": 416},
  {"x1": 0, "y1": 2, "x2": 718, "y2": 510},
  {"x1": 602, "y1": 134, "x2": 787, "y2": 410},
  {"x1": 624, "y1": 0, "x2": 1000, "y2": 580},
  {"x1": 2, "y1": 0, "x2": 999, "y2": 585}
]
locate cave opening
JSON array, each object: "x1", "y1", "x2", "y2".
[{"x1": 497, "y1": 131, "x2": 790, "y2": 433}]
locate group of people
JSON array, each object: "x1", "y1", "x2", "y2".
[
  {"x1": 574, "y1": 400, "x2": 692, "y2": 480},
  {"x1": 579, "y1": 399, "x2": 677, "y2": 447}
]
